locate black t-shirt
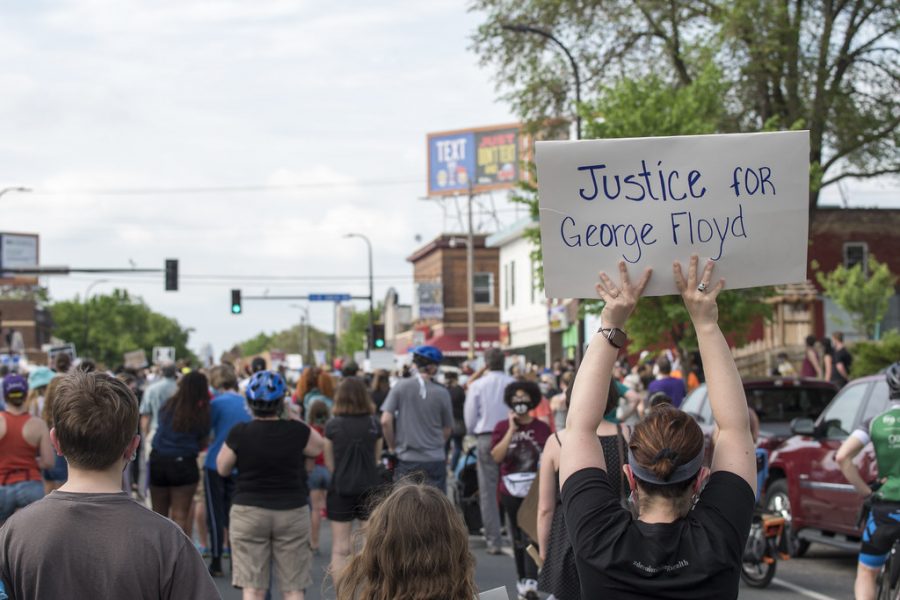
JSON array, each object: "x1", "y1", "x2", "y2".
[
  {"x1": 227, "y1": 419, "x2": 311, "y2": 510},
  {"x1": 831, "y1": 347, "x2": 852, "y2": 386},
  {"x1": 325, "y1": 414, "x2": 381, "y2": 493},
  {"x1": 561, "y1": 468, "x2": 754, "y2": 600}
]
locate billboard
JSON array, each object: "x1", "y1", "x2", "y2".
[
  {"x1": 427, "y1": 124, "x2": 523, "y2": 196},
  {"x1": 0, "y1": 232, "x2": 39, "y2": 285}
]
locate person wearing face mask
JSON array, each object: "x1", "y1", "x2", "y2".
[
  {"x1": 381, "y1": 346, "x2": 453, "y2": 491},
  {"x1": 491, "y1": 380, "x2": 551, "y2": 600}
]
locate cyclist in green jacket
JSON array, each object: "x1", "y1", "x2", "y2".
[{"x1": 836, "y1": 362, "x2": 900, "y2": 600}]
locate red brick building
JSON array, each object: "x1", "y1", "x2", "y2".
[
  {"x1": 807, "y1": 208, "x2": 900, "y2": 339},
  {"x1": 394, "y1": 234, "x2": 500, "y2": 360}
]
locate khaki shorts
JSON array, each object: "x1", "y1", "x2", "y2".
[{"x1": 229, "y1": 504, "x2": 312, "y2": 592}]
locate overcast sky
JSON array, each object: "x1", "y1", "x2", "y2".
[{"x1": 1, "y1": 0, "x2": 895, "y2": 361}]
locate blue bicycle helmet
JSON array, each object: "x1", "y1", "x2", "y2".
[
  {"x1": 411, "y1": 345, "x2": 443, "y2": 365},
  {"x1": 246, "y1": 370, "x2": 287, "y2": 405}
]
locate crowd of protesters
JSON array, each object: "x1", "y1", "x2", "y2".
[{"x1": 0, "y1": 257, "x2": 862, "y2": 600}]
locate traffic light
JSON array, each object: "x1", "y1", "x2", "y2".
[
  {"x1": 230, "y1": 289, "x2": 242, "y2": 315},
  {"x1": 372, "y1": 323, "x2": 385, "y2": 349},
  {"x1": 165, "y1": 259, "x2": 178, "y2": 291}
]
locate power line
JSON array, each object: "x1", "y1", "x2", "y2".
[{"x1": 31, "y1": 178, "x2": 424, "y2": 196}]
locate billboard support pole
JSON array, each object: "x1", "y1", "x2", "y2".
[{"x1": 467, "y1": 184, "x2": 475, "y2": 362}]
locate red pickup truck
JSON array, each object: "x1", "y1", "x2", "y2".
[{"x1": 765, "y1": 374, "x2": 889, "y2": 556}]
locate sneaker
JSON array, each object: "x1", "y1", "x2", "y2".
[
  {"x1": 486, "y1": 545, "x2": 503, "y2": 555},
  {"x1": 222, "y1": 546, "x2": 231, "y2": 559},
  {"x1": 516, "y1": 578, "x2": 539, "y2": 600}
]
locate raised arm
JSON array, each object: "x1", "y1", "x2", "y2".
[
  {"x1": 675, "y1": 256, "x2": 755, "y2": 494},
  {"x1": 559, "y1": 262, "x2": 651, "y2": 488}
]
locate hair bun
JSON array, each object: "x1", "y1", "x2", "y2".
[{"x1": 652, "y1": 448, "x2": 679, "y2": 464}]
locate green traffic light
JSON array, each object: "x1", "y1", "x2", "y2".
[
  {"x1": 374, "y1": 339, "x2": 385, "y2": 348},
  {"x1": 231, "y1": 305, "x2": 242, "y2": 314}
]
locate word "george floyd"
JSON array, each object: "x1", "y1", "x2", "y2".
[{"x1": 560, "y1": 160, "x2": 775, "y2": 262}]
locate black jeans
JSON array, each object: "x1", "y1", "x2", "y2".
[
  {"x1": 500, "y1": 493, "x2": 539, "y2": 581},
  {"x1": 203, "y1": 468, "x2": 236, "y2": 560}
]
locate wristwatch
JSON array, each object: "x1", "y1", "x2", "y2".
[{"x1": 598, "y1": 327, "x2": 627, "y2": 349}]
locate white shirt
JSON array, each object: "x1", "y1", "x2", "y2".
[{"x1": 464, "y1": 370, "x2": 516, "y2": 435}]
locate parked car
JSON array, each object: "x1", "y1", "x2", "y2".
[
  {"x1": 765, "y1": 374, "x2": 889, "y2": 556},
  {"x1": 682, "y1": 377, "x2": 838, "y2": 454}
]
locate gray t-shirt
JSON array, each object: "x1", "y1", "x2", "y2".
[
  {"x1": 382, "y1": 377, "x2": 453, "y2": 462},
  {"x1": 0, "y1": 491, "x2": 220, "y2": 600}
]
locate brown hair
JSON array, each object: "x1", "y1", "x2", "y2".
[
  {"x1": 335, "y1": 482, "x2": 477, "y2": 600},
  {"x1": 296, "y1": 366, "x2": 335, "y2": 401},
  {"x1": 209, "y1": 364, "x2": 238, "y2": 391},
  {"x1": 333, "y1": 377, "x2": 375, "y2": 416},
  {"x1": 161, "y1": 371, "x2": 211, "y2": 433},
  {"x1": 371, "y1": 369, "x2": 390, "y2": 392},
  {"x1": 41, "y1": 377, "x2": 64, "y2": 427},
  {"x1": 53, "y1": 370, "x2": 139, "y2": 470},
  {"x1": 629, "y1": 405, "x2": 704, "y2": 498}
]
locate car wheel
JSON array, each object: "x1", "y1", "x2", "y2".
[{"x1": 765, "y1": 478, "x2": 810, "y2": 557}]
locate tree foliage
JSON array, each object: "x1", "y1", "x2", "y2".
[
  {"x1": 50, "y1": 289, "x2": 197, "y2": 368},
  {"x1": 816, "y1": 254, "x2": 897, "y2": 339},
  {"x1": 850, "y1": 330, "x2": 900, "y2": 377},
  {"x1": 238, "y1": 324, "x2": 331, "y2": 360},
  {"x1": 471, "y1": 0, "x2": 900, "y2": 208}
]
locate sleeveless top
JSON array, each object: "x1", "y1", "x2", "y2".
[
  {"x1": 800, "y1": 349, "x2": 818, "y2": 378},
  {"x1": 0, "y1": 413, "x2": 42, "y2": 485},
  {"x1": 539, "y1": 429, "x2": 628, "y2": 600}
]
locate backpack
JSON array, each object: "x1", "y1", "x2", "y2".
[{"x1": 332, "y1": 415, "x2": 380, "y2": 496}]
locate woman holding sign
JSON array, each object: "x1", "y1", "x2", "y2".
[{"x1": 560, "y1": 256, "x2": 755, "y2": 600}]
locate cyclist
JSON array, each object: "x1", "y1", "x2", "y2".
[{"x1": 835, "y1": 361, "x2": 900, "y2": 600}]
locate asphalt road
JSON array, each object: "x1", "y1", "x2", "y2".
[{"x1": 215, "y1": 529, "x2": 858, "y2": 600}]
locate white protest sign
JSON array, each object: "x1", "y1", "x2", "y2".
[
  {"x1": 152, "y1": 346, "x2": 176, "y2": 365},
  {"x1": 536, "y1": 131, "x2": 809, "y2": 297}
]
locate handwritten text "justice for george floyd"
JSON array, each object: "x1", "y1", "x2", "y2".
[{"x1": 558, "y1": 160, "x2": 775, "y2": 262}]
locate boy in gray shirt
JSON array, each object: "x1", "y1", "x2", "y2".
[{"x1": 0, "y1": 370, "x2": 220, "y2": 600}]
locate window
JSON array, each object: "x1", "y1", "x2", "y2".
[
  {"x1": 473, "y1": 273, "x2": 494, "y2": 305},
  {"x1": 510, "y1": 260, "x2": 516, "y2": 307},
  {"x1": 819, "y1": 382, "x2": 869, "y2": 439},
  {"x1": 860, "y1": 380, "x2": 890, "y2": 426},
  {"x1": 843, "y1": 242, "x2": 868, "y2": 273},
  {"x1": 745, "y1": 387, "x2": 836, "y2": 423}
]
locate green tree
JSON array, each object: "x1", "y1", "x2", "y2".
[
  {"x1": 337, "y1": 310, "x2": 370, "y2": 358},
  {"x1": 816, "y1": 255, "x2": 897, "y2": 339},
  {"x1": 238, "y1": 325, "x2": 331, "y2": 361},
  {"x1": 471, "y1": 0, "x2": 899, "y2": 209},
  {"x1": 50, "y1": 289, "x2": 197, "y2": 368},
  {"x1": 850, "y1": 330, "x2": 900, "y2": 377}
]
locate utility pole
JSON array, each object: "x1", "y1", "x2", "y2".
[
  {"x1": 466, "y1": 185, "x2": 476, "y2": 362},
  {"x1": 344, "y1": 233, "x2": 374, "y2": 361}
]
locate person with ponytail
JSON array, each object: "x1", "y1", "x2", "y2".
[{"x1": 559, "y1": 256, "x2": 756, "y2": 600}]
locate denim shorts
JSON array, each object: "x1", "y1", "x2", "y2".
[
  {"x1": 0, "y1": 480, "x2": 44, "y2": 521},
  {"x1": 307, "y1": 464, "x2": 331, "y2": 491}
]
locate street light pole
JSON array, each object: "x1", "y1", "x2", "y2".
[
  {"x1": 344, "y1": 233, "x2": 374, "y2": 361},
  {"x1": 82, "y1": 279, "x2": 109, "y2": 357},
  {"x1": 501, "y1": 24, "x2": 582, "y2": 140},
  {"x1": 289, "y1": 303, "x2": 311, "y2": 366},
  {"x1": 502, "y1": 23, "x2": 585, "y2": 366}
]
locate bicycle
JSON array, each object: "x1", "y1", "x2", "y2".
[{"x1": 876, "y1": 539, "x2": 900, "y2": 600}]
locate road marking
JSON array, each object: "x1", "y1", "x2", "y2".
[{"x1": 772, "y1": 577, "x2": 840, "y2": 600}]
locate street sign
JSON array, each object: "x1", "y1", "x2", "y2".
[{"x1": 309, "y1": 294, "x2": 351, "y2": 302}]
